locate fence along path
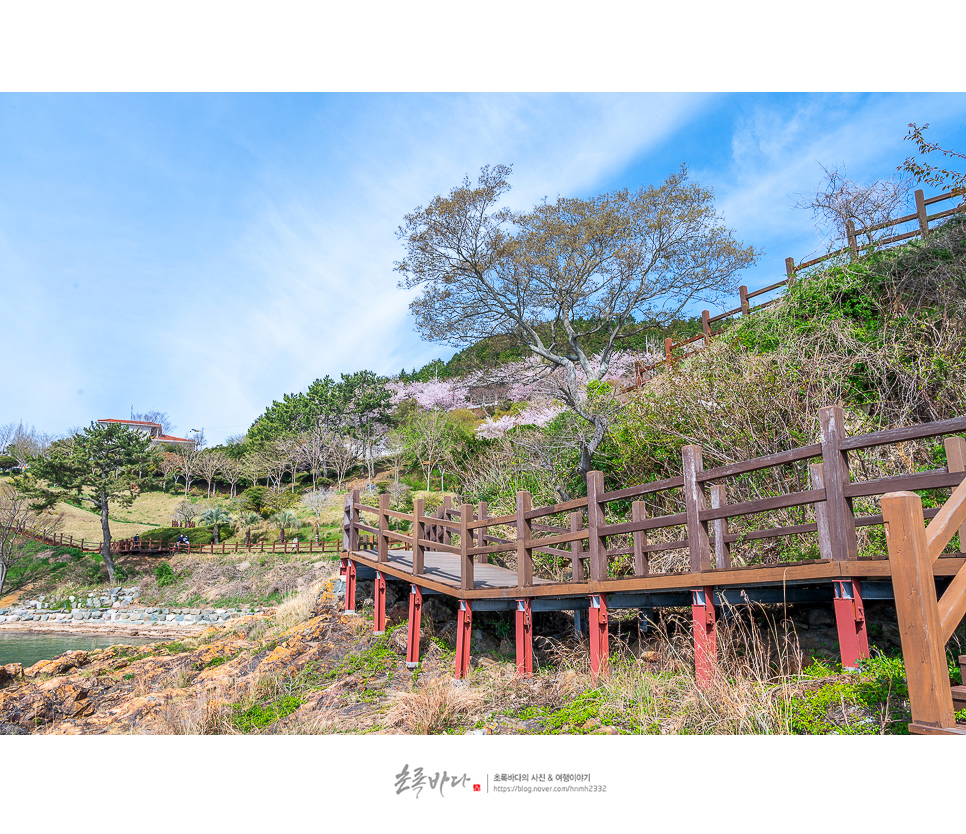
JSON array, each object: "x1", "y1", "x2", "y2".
[
  {"x1": 633, "y1": 187, "x2": 966, "y2": 383},
  {"x1": 22, "y1": 529, "x2": 349, "y2": 557},
  {"x1": 343, "y1": 405, "x2": 966, "y2": 733}
]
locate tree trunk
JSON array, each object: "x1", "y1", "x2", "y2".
[
  {"x1": 212, "y1": 524, "x2": 219, "y2": 544},
  {"x1": 0, "y1": 563, "x2": 7, "y2": 597},
  {"x1": 99, "y1": 490, "x2": 117, "y2": 583}
]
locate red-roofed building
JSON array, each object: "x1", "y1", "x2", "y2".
[{"x1": 97, "y1": 419, "x2": 196, "y2": 449}]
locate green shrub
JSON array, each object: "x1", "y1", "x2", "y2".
[{"x1": 155, "y1": 562, "x2": 177, "y2": 587}]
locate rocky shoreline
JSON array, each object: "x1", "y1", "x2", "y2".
[{"x1": 0, "y1": 621, "x2": 206, "y2": 639}]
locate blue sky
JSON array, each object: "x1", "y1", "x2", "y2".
[{"x1": 3, "y1": 92, "x2": 965, "y2": 445}]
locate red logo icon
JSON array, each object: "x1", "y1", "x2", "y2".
[{"x1": 473, "y1": 785, "x2": 481, "y2": 792}]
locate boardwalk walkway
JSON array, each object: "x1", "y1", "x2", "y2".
[{"x1": 342, "y1": 405, "x2": 966, "y2": 734}]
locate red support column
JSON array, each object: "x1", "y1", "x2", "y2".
[
  {"x1": 339, "y1": 556, "x2": 348, "y2": 577},
  {"x1": 833, "y1": 579, "x2": 870, "y2": 670},
  {"x1": 588, "y1": 594, "x2": 609, "y2": 680},
  {"x1": 454, "y1": 600, "x2": 473, "y2": 679},
  {"x1": 691, "y1": 587, "x2": 717, "y2": 687},
  {"x1": 344, "y1": 560, "x2": 357, "y2": 614},
  {"x1": 374, "y1": 571, "x2": 387, "y2": 635},
  {"x1": 515, "y1": 598, "x2": 533, "y2": 678},
  {"x1": 406, "y1": 585, "x2": 423, "y2": 669}
]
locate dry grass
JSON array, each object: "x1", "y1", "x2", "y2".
[{"x1": 385, "y1": 678, "x2": 482, "y2": 734}]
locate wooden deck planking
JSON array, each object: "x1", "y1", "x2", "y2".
[{"x1": 355, "y1": 548, "x2": 552, "y2": 591}]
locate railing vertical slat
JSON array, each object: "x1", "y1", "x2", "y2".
[
  {"x1": 709, "y1": 485, "x2": 731, "y2": 569},
  {"x1": 915, "y1": 188, "x2": 929, "y2": 238},
  {"x1": 460, "y1": 502, "x2": 474, "y2": 591},
  {"x1": 475, "y1": 501, "x2": 489, "y2": 564},
  {"x1": 682, "y1": 446, "x2": 712, "y2": 572},
  {"x1": 516, "y1": 491, "x2": 533, "y2": 589},
  {"x1": 569, "y1": 511, "x2": 585, "y2": 582},
  {"x1": 586, "y1": 471, "x2": 607, "y2": 582},
  {"x1": 632, "y1": 500, "x2": 648, "y2": 576},
  {"x1": 818, "y1": 406, "x2": 857, "y2": 561},
  {"x1": 378, "y1": 492, "x2": 390, "y2": 563},
  {"x1": 412, "y1": 497, "x2": 425, "y2": 577}
]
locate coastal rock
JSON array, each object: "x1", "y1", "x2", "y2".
[
  {"x1": 0, "y1": 663, "x2": 23, "y2": 687},
  {"x1": 25, "y1": 651, "x2": 89, "y2": 678}
]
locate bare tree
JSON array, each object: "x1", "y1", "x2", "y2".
[
  {"x1": 301, "y1": 487, "x2": 334, "y2": 539},
  {"x1": 399, "y1": 410, "x2": 463, "y2": 491},
  {"x1": 219, "y1": 455, "x2": 244, "y2": 498},
  {"x1": 0, "y1": 484, "x2": 59, "y2": 595},
  {"x1": 795, "y1": 164, "x2": 913, "y2": 248},
  {"x1": 396, "y1": 164, "x2": 757, "y2": 475},
  {"x1": 383, "y1": 430, "x2": 408, "y2": 484},
  {"x1": 174, "y1": 445, "x2": 199, "y2": 497},
  {"x1": 195, "y1": 450, "x2": 224, "y2": 498},
  {"x1": 131, "y1": 410, "x2": 174, "y2": 433},
  {"x1": 158, "y1": 451, "x2": 180, "y2": 491},
  {"x1": 327, "y1": 435, "x2": 359, "y2": 491},
  {"x1": 7, "y1": 422, "x2": 45, "y2": 470},
  {"x1": 174, "y1": 500, "x2": 199, "y2": 527}
]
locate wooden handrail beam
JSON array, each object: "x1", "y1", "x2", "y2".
[{"x1": 926, "y1": 476, "x2": 966, "y2": 563}]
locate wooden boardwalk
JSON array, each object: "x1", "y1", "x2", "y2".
[{"x1": 341, "y1": 406, "x2": 966, "y2": 734}]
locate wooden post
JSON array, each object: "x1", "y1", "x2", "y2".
[
  {"x1": 342, "y1": 492, "x2": 352, "y2": 552},
  {"x1": 349, "y1": 488, "x2": 360, "y2": 553},
  {"x1": 406, "y1": 584, "x2": 423, "y2": 669},
  {"x1": 709, "y1": 484, "x2": 731, "y2": 569},
  {"x1": 701, "y1": 310, "x2": 712, "y2": 345},
  {"x1": 569, "y1": 511, "x2": 585, "y2": 582},
  {"x1": 454, "y1": 600, "x2": 472, "y2": 679},
  {"x1": 378, "y1": 492, "x2": 390, "y2": 564},
  {"x1": 818, "y1": 406, "x2": 857, "y2": 560},
  {"x1": 459, "y1": 502, "x2": 474, "y2": 592},
  {"x1": 516, "y1": 491, "x2": 533, "y2": 589},
  {"x1": 588, "y1": 594, "x2": 609, "y2": 680},
  {"x1": 809, "y1": 462, "x2": 833, "y2": 560},
  {"x1": 739, "y1": 285, "x2": 750, "y2": 315},
  {"x1": 373, "y1": 571, "x2": 386, "y2": 635},
  {"x1": 692, "y1": 587, "x2": 717, "y2": 688},
  {"x1": 944, "y1": 436, "x2": 966, "y2": 555},
  {"x1": 915, "y1": 188, "x2": 929, "y2": 238},
  {"x1": 515, "y1": 598, "x2": 533, "y2": 678},
  {"x1": 682, "y1": 445, "x2": 712, "y2": 572},
  {"x1": 664, "y1": 337, "x2": 673, "y2": 371},
  {"x1": 785, "y1": 256, "x2": 797, "y2": 284},
  {"x1": 632, "y1": 500, "x2": 648, "y2": 576},
  {"x1": 845, "y1": 220, "x2": 858, "y2": 260},
  {"x1": 882, "y1": 491, "x2": 957, "y2": 730},
  {"x1": 586, "y1": 471, "x2": 607, "y2": 582},
  {"x1": 412, "y1": 497, "x2": 425, "y2": 577},
  {"x1": 475, "y1": 501, "x2": 489, "y2": 564},
  {"x1": 442, "y1": 496, "x2": 452, "y2": 547}
]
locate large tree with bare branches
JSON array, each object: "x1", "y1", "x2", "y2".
[{"x1": 396, "y1": 164, "x2": 758, "y2": 474}]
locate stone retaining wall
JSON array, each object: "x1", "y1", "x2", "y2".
[{"x1": 0, "y1": 586, "x2": 266, "y2": 627}]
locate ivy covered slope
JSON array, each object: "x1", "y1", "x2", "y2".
[{"x1": 608, "y1": 216, "x2": 966, "y2": 492}]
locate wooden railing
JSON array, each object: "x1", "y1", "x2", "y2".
[
  {"x1": 20, "y1": 529, "x2": 345, "y2": 557},
  {"x1": 345, "y1": 407, "x2": 966, "y2": 598},
  {"x1": 634, "y1": 187, "x2": 966, "y2": 384}
]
